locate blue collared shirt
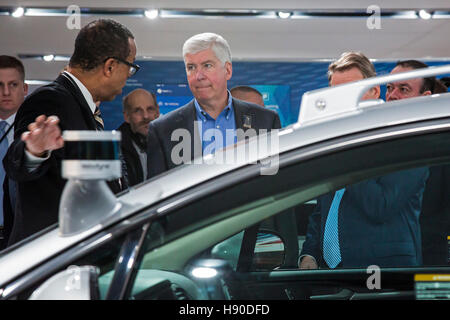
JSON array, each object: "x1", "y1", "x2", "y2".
[{"x1": 195, "y1": 91, "x2": 237, "y2": 155}]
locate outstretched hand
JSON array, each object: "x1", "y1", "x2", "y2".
[
  {"x1": 299, "y1": 255, "x2": 318, "y2": 269},
  {"x1": 21, "y1": 115, "x2": 64, "y2": 157}
]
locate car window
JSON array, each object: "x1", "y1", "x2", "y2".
[
  {"x1": 14, "y1": 233, "x2": 127, "y2": 300},
  {"x1": 74, "y1": 236, "x2": 126, "y2": 299},
  {"x1": 210, "y1": 231, "x2": 244, "y2": 271},
  {"x1": 194, "y1": 163, "x2": 448, "y2": 271},
  {"x1": 126, "y1": 128, "x2": 450, "y2": 299}
]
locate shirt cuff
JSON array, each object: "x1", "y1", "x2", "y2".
[{"x1": 24, "y1": 149, "x2": 51, "y2": 171}]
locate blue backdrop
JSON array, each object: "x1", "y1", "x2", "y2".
[{"x1": 100, "y1": 60, "x2": 450, "y2": 130}]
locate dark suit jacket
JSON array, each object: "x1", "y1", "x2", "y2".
[
  {"x1": 0, "y1": 176, "x2": 16, "y2": 250},
  {"x1": 0, "y1": 123, "x2": 17, "y2": 249},
  {"x1": 3, "y1": 74, "x2": 122, "y2": 245},
  {"x1": 117, "y1": 122, "x2": 145, "y2": 187},
  {"x1": 301, "y1": 167, "x2": 429, "y2": 268},
  {"x1": 147, "y1": 98, "x2": 281, "y2": 178},
  {"x1": 420, "y1": 164, "x2": 450, "y2": 265}
]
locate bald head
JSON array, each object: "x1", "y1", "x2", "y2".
[
  {"x1": 123, "y1": 88, "x2": 159, "y2": 136},
  {"x1": 230, "y1": 86, "x2": 264, "y2": 107}
]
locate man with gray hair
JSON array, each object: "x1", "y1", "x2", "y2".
[{"x1": 147, "y1": 32, "x2": 281, "y2": 177}]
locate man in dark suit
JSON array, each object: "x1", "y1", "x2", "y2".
[
  {"x1": 118, "y1": 89, "x2": 159, "y2": 186},
  {"x1": 4, "y1": 19, "x2": 138, "y2": 245},
  {"x1": 300, "y1": 53, "x2": 429, "y2": 269},
  {"x1": 386, "y1": 60, "x2": 450, "y2": 265},
  {"x1": 0, "y1": 56, "x2": 28, "y2": 249},
  {"x1": 301, "y1": 169, "x2": 428, "y2": 268},
  {"x1": 147, "y1": 33, "x2": 281, "y2": 178}
]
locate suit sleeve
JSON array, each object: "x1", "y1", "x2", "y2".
[
  {"x1": 147, "y1": 121, "x2": 168, "y2": 179},
  {"x1": 4, "y1": 90, "x2": 64, "y2": 182},
  {"x1": 272, "y1": 112, "x2": 281, "y2": 129},
  {"x1": 299, "y1": 198, "x2": 323, "y2": 261},
  {"x1": 345, "y1": 167, "x2": 429, "y2": 224}
]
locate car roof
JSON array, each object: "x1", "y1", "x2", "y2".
[{"x1": 1, "y1": 66, "x2": 450, "y2": 287}]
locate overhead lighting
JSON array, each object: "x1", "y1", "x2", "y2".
[
  {"x1": 144, "y1": 9, "x2": 159, "y2": 19},
  {"x1": 418, "y1": 10, "x2": 432, "y2": 20},
  {"x1": 12, "y1": 7, "x2": 24, "y2": 18},
  {"x1": 1, "y1": 7, "x2": 450, "y2": 20},
  {"x1": 277, "y1": 11, "x2": 292, "y2": 19},
  {"x1": 43, "y1": 54, "x2": 55, "y2": 62}
]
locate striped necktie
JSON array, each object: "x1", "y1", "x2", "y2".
[
  {"x1": 0, "y1": 121, "x2": 9, "y2": 227},
  {"x1": 94, "y1": 106, "x2": 104, "y2": 131},
  {"x1": 323, "y1": 188, "x2": 346, "y2": 268}
]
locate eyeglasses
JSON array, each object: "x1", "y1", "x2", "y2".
[{"x1": 104, "y1": 57, "x2": 140, "y2": 76}]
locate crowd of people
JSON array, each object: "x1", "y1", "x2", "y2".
[{"x1": 0, "y1": 18, "x2": 448, "y2": 269}]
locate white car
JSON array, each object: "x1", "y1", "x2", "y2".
[{"x1": 0, "y1": 66, "x2": 449, "y2": 301}]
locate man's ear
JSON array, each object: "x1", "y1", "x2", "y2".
[
  {"x1": 23, "y1": 82, "x2": 29, "y2": 96},
  {"x1": 123, "y1": 111, "x2": 130, "y2": 123},
  {"x1": 371, "y1": 85, "x2": 380, "y2": 99},
  {"x1": 225, "y1": 61, "x2": 232, "y2": 80},
  {"x1": 422, "y1": 90, "x2": 432, "y2": 96},
  {"x1": 362, "y1": 85, "x2": 380, "y2": 100},
  {"x1": 103, "y1": 58, "x2": 116, "y2": 77}
]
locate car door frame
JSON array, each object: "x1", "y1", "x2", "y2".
[
  {"x1": 229, "y1": 119, "x2": 450, "y2": 300},
  {"x1": 2, "y1": 117, "x2": 450, "y2": 300}
]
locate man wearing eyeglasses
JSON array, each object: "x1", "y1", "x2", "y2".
[{"x1": 4, "y1": 19, "x2": 138, "y2": 245}]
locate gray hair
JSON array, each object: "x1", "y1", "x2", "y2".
[{"x1": 182, "y1": 32, "x2": 232, "y2": 65}]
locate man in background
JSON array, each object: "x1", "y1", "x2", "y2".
[
  {"x1": 300, "y1": 52, "x2": 428, "y2": 269},
  {"x1": 386, "y1": 60, "x2": 445, "y2": 100},
  {"x1": 230, "y1": 85, "x2": 264, "y2": 107},
  {"x1": 386, "y1": 60, "x2": 450, "y2": 265},
  {"x1": 118, "y1": 88, "x2": 159, "y2": 186},
  {"x1": 0, "y1": 55, "x2": 28, "y2": 248}
]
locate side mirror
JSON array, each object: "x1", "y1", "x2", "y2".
[
  {"x1": 29, "y1": 265, "x2": 100, "y2": 300},
  {"x1": 252, "y1": 230, "x2": 285, "y2": 271},
  {"x1": 187, "y1": 259, "x2": 235, "y2": 300}
]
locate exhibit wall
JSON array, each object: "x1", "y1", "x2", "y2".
[{"x1": 100, "y1": 60, "x2": 450, "y2": 130}]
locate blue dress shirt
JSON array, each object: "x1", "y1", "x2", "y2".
[{"x1": 194, "y1": 91, "x2": 237, "y2": 155}]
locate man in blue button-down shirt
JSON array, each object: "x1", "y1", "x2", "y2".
[
  {"x1": 147, "y1": 32, "x2": 281, "y2": 177},
  {"x1": 194, "y1": 90, "x2": 236, "y2": 155}
]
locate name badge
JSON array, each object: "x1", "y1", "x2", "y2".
[{"x1": 243, "y1": 115, "x2": 252, "y2": 129}]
